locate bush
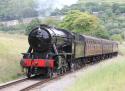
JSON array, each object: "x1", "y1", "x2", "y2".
[
  {"x1": 25, "y1": 18, "x2": 41, "y2": 35},
  {"x1": 111, "y1": 34, "x2": 123, "y2": 43},
  {"x1": 95, "y1": 29, "x2": 110, "y2": 39},
  {"x1": 42, "y1": 17, "x2": 61, "y2": 27}
]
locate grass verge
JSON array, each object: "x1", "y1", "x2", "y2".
[
  {"x1": 67, "y1": 55, "x2": 125, "y2": 91},
  {"x1": 0, "y1": 32, "x2": 28, "y2": 83}
]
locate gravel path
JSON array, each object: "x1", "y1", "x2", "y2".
[
  {"x1": 30, "y1": 68, "x2": 86, "y2": 91},
  {"x1": 29, "y1": 56, "x2": 120, "y2": 91},
  {"x1": 30, "y1": 63, "x2": 98, "y2": 91}
]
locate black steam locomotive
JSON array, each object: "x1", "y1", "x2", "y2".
[{"x1": 20, "y1": 24, "x2": 118, "y2": 78}]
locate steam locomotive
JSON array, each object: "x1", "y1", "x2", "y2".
[{"x1": 20, "y1": 24, "x2": 118, "y2": 78}]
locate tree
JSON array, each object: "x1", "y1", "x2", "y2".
[
  {"x1": 42, "y1": 17, "x2": 61, "y2": 27},
  {"x1": 72, "y1": 12, "x2": 99, "y2": 33},
  {"x1": 0, "y1": 0, "x2": 38, "y2": 21},
  {"x1": 95, "y1": 28, "x2": 110, "y2": 39},
  {"x1": 25, "y1": 18, "x2": 41, "y2": 35},
  {"x1": 111, "y1": 34, "x2": 123, "y2": 43},
  {"x1": 120, "y1": 31, "x2": 125, "y2": 40},
  {"x1": 112, "y1": 3, "x2": 119, "y2": 13},
  {"x1": 60, "y1": 10, "x2": 82, "y2": 30},
  {"x1": 60, "y1": 10, "x2": 109, "y2": 39}
]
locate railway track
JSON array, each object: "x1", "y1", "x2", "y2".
[
  {"x1": 0, "y1": 77, "x2": 27, "y2": 89},
  {"x1": 0, "y1": 72, "x2": 70, "y2": 91},
  {"x1": 21, "y1": 72, "x2": 71, "y2": 91},
  {"x1": 0, "y1": 77, "x2": 43, "y2": 91},
  {"x1": 0, "y1": 60, "x2": 105, "y2": 91}
]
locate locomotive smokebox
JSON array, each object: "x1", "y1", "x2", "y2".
[{"x1": 28, "y1": 27, "x2": 51, "y2": 52}]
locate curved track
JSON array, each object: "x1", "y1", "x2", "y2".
[
  {"x1": 0, "y1": 72, "x2": 69, "y2": 91},
  {"x1": 0, "y1": 57, "x2": 114, "y2": 91},
  {"x1": 0, "y1": 77, "x2": 43, "y2": 91}
]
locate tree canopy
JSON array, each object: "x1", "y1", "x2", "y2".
[
  {"x1": 51, "y1": 2, "x2": 125, "y2": 41},
  {"x1": 60, "y1": 10, "x2": 109, "y2": 39},
  {"x1": 25, "y1": 18, "x2": 41, "y2": 35},
  {"x1": 0, "y1": 0, "x2": 37, "y2": 21},
  {"x1": 111, "y1": 34, "x2": 123, "y2": 43}
]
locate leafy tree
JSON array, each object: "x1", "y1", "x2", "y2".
[
  {"x1": 42, "y1": 17, "x2": 61, "y2": 27},
  {"x1": 0, "y1": 24, "x2": 9, "y2": 31},
  {"x1": 50, "y1": 1, "x2": 125, "y2": 41},
  {"x1": 120, "y1": 32, "x2": 125, "y2": 40},
  {"x1": 112, "y1": 3, "x2": 120, "y2": 14},
  {"x1": 0, "y1": 0, "x2": 38, "y2": 21},
  {"x1": 72, "y1": 12, "x2": 99, "y2": 33},
  {"x1": 111, "y1": 34, "x2": 123, "y2": 43},
  {"x1": 25, "y1": 18, "x2": 41, "y2": 35},
  {"x1": 60, "y1": 10, "x2": 82, "y2": 30},
  {"x1": 60, "y1": 10, "x2": 109, "y2": 39},
  {"x1": 95, "y1": 29, "x2": 110, "y2": 39}
]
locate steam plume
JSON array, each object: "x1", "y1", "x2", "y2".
[{"x1": 36, "y1": 0, "x2": 78, "y2": 16}]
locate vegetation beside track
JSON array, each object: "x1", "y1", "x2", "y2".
[
  {"x1": 119, "y1": 42, "x2": 125, "y2": 55},
  {"x1": 67, "y1": 44, "x2": 125, "y2": 91},
  {"x1": 0, "y1": 32, "x2": 28, "y2": 83}
]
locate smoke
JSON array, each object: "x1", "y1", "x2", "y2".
[{"x1": 36, "y1": 0, "x2": 78, "y2": 16}]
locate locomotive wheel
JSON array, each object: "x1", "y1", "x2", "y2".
[
  {"x1": 60, "y1": 68, "x2": 64, "y2": 74},
  {"x1": 47, "y1": 68, "x2": 53, "y2": 78},
  {"x1": 26, "y1": 68, "x2": 32, "y2": 78},
  {"x1": 71, "y1": 63, "x2": 75, "y2": 72},
  {"x1": 57, "y1": 68, "x2": 61, "y2": 75},
  {"x1": 63, "y1": 67, "x2": 67, "y2": 73},
  {"x1": 57, "y1": 68, "x2": 63, "y2": 75}
]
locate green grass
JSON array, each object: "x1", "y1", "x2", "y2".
[
  {"x1": 0, "y1": 32, "x2": 28, "y2": 83},
  {"x1": 67, "y1": 55, "x2": 125, "y2": 91}
]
